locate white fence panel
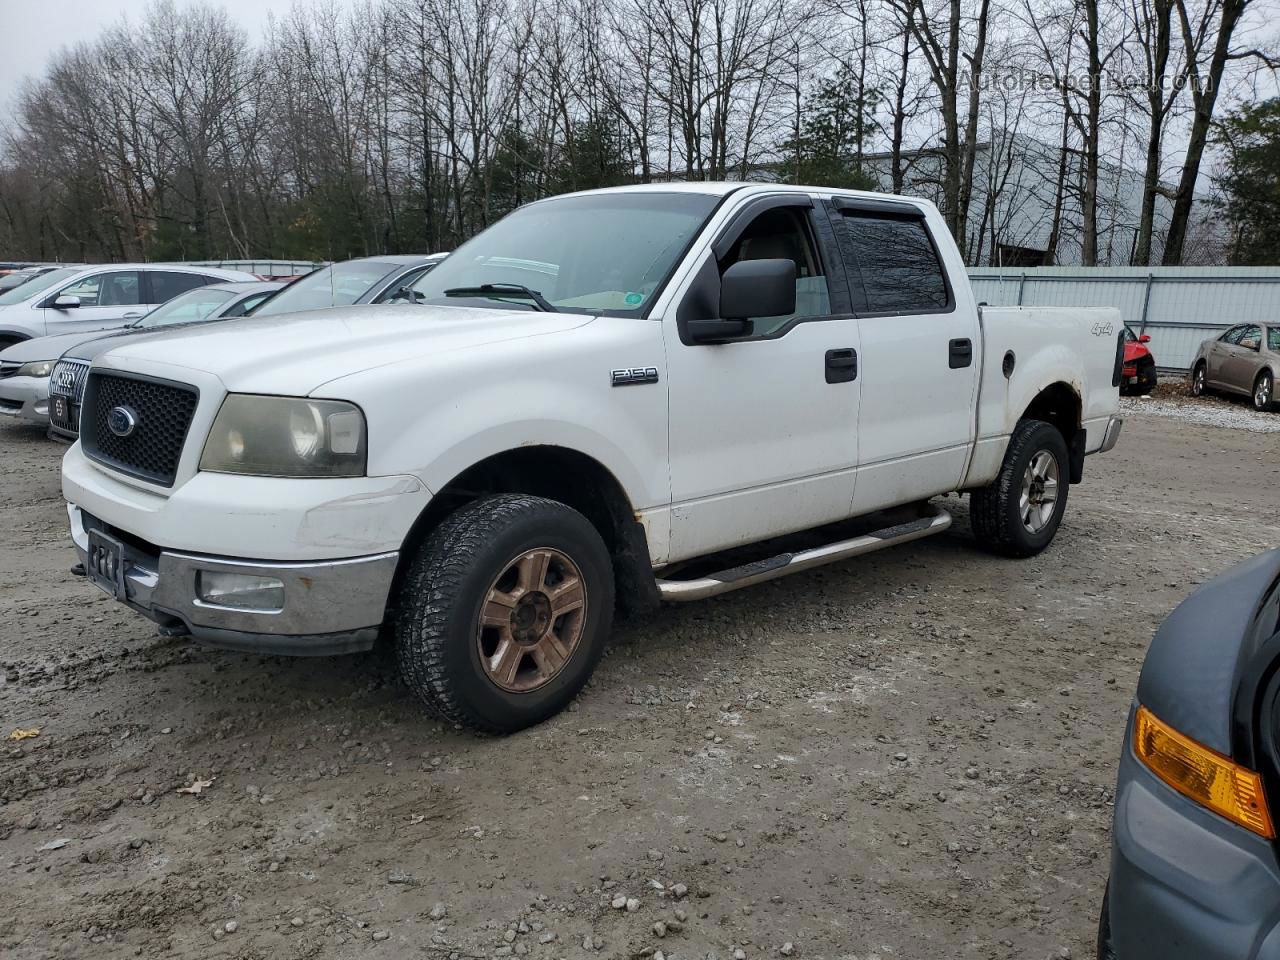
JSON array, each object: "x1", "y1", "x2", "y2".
[{"x1": 968, "y1": 266, "x2": 1280, "y2": 370}]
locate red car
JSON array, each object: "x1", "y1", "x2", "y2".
[{"x1": 1122, "y1": 325, "x2": 1157, "y2": 395}]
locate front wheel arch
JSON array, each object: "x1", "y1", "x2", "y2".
[{"x1": 390, "y1": 446, "x2": 658, "y2": 629}]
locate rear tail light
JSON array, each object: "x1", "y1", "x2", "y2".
[
  {"x1": 1112, "y1": 330, "x2": 1125, "y2": 388},
  {"x1": 1134, "y1": 705, "x2": 1275, "y2": 838}
]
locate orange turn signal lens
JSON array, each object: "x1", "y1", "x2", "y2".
[{"x1": 1134, "y1": 705, "x2": 1275, "y2": 839}]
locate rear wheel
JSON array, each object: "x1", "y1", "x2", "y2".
[
  {"x1": 394, "y1": 494, "x2": 614, "y2": 734},
  {"x1": 1191, "y1": 361, "x2": 1207, "y2": 397},
  {"x1": 1254, "y1": 371, "x2": 1275, "y2": 412},
  {"x1": 970, "y1": 418, "x2": 1070, "y2": 558}
]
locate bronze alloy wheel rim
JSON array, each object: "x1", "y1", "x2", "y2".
[{"x1": 477, "y1": 547, "x2": 587, "y2": 693}]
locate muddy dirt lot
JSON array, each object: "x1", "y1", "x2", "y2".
[{"x1": 2, "y1": 403, "x2": 1277, "y2": 960}]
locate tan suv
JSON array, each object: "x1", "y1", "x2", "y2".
[{"x1": 1190, "y1": 323, "x2": 1279, "y2": 412}]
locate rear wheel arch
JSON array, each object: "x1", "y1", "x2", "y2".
[
  {"x1": 1019, "y1": 382, "x2": 1083, "y2": 482},
  {"x1": 1255, "y1": 368, "x2": 1276, "y2": 411},
  {"x1": 393, "y1": 446, "x2": 658, "y2": 622}
]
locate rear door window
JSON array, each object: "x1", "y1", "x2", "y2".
[
  {"x1": 1269, "y1": 327, "x2": 1280, "y2": 352},
  {"x1": 149, "y1": 271, "x2": 215, "y2": 303},
  {"x1": 833, "y1": 209, "x2": 951, "y2": 314}
]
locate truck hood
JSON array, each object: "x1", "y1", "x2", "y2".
[
  {"x1": 0, "y1": 326, "x2": 130, "y2": 363},
  {"x1": 93, "y1": 303, "x2": 594, "y2": 395}
]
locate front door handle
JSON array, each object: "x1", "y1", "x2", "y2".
[
  {"x1": 949, "y1": 338, "x2": 973, "y2": 369},
  {"x1": 825, "y1": 348, "x2": 857, "y2": 384}
]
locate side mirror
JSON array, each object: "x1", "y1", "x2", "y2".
[
  {"x1": 52, "y1": 295, "x2": 81, "y2": 309},
  {"x1": 720, "y1": 258, "x2": 795, "y2": 321},
  {"x1": 1138, "y1": 334, "x2": 1151, "y2": 344}
]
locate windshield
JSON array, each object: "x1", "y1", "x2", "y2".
[
  {"x1": 251, "y1": 260, "x2": 397, "y2": 317},
  {"x1": 411, "y1": 192, "x2": 721, "y2": 316},
  {"x1": 134, "y1": 287, "x2": 237, "y2": 328},
  {"x1": 0, "y1": 267, "x2": 78, "y2": 306}
]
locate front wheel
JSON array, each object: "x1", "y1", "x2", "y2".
[
  {"x1": 970, "y1": 419, "x2": 1070, "y2": 558},
  {"x1": 395, "y1": 494, "x2": 614, "y2": 734},
  {"x1": 1191, "y1": 361, "x2": 1207, "y2": 397},
  {"x1": 1254, "y1": 371, "x2": 1275, "y2": 412}
]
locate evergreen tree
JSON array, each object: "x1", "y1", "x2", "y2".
[
  {"x1": 780, "y1": 64, "x2": 879, "y2": 190},
  {"x1": 1217, "y1": 98, "x2": 1280, "y2": 265}
]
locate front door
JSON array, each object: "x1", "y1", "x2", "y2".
[
  {"x1": 1206, "y1": 325, "x2": 1245, "y2": 387},
  {"x1": 1222, "y1": 324, "x2": 1264, "y2": 395},
  {"x1": 40, "y1": 270, "x2": 146, "y2": 335},
  {"x1": 663, "y1": 197, "x2": 861, "y2": 561}
]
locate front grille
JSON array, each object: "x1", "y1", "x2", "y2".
[
  {"x1": 0, "y1": 362, "x2": 18, "y2": 381},
  {"x1": 50, "y1": 359, "x2": 90, "y2": 401},
  {"x1": 49, "y1": 359, "x2": 91, "y2": 435},
  {"x1": 80, "y1": 372, "x2": 199, "y2": 487}
]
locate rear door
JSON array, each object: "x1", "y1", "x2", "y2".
[{"x1": 826, "y1": 197, "x2": 981, "y2": 514}]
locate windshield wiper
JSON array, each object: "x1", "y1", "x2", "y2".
[{"x1": 442, "y1": 283, "x2": 554, "y2": 312}]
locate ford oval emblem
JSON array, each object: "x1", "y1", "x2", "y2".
[{"x1": 107, "y1": 405, "x2": 138, "y2": 438}]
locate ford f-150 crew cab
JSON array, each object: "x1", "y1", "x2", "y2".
[{"x1": 61, "y1": 182, "x2": 1124, "y2": 733}]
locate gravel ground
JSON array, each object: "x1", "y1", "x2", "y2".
[
  {"x1": 2, "y1": 411, "x2": 1278, "y2": 960},
  {"x1": 1121, "y1": 390, "x2": 1280, "y2": 433}
]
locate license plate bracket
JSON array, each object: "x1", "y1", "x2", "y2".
[{"x1": 86, "y1": 529, "x2": 127, "y2": 601}]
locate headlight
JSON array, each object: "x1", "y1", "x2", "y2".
[
  {"x1": 17, "y1": 360, "x2": 54, "y2": 378},
  {"x1": 200, "y1": 395, "x2": 367, "y2": 478}
]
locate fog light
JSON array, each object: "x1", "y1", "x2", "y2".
[{"x1": 197, "y1": 571, "x2": 285, "y2": 612}]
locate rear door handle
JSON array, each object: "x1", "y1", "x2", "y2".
[
  {"x1": 949, "y1": 338, "x2": 973, "y2": 369},
  {"x1": 825, "y1": 348, "x2": 857, "y2": 384}
]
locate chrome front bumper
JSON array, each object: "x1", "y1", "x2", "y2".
[
  {"x1": 69, "y1": 504, "x2": 398, "y2": 655},
  {"x1": 0, "y1": 375, "x2": 50, "y2": 425}
]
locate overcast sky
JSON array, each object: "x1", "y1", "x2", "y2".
[{"x1": 0, "y1": 0, "x2": 311, "y2": 124}]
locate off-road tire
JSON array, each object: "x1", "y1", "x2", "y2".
[
  {"x1": 395, "y1": 494, "x2": 614, "y2": 734},
  {"x1": 970, "y1": 418, "x2": 1070, "y2": 558},
  {"x1": 1254, "y1": 370, "x2": 1275, "y2": 412}
]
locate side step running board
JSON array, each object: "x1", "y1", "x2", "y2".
[{"x1": 656, "y1": 508, "x2": 953, "y2": 602}]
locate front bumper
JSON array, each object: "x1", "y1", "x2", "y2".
[
  {"x1": 0, "y1": 374, "x2": 50, "y2": 425},
  {"x1": 69, "y1": 504, "x2": 398, "y2": 655},
  {"x1": 1107, "y1": 714, "x2": 1280, "y2": 960}
]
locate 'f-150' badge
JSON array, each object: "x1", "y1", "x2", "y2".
[{"x1": 610, "y1": 367, "x2": 659, "y2": 387}]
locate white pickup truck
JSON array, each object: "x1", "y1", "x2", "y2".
[{"x1": 62, "y1": 183, "x2": 1123, "y2": 733}]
